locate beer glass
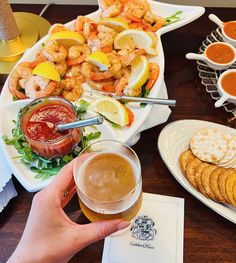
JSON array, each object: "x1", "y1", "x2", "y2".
[{"x1": 73, "y1": 140, "x2": 142, "y2": 222}]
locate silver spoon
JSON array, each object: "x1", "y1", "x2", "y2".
[{"x1": 56, "y1": 115, "x2": 104, "y2": 131}]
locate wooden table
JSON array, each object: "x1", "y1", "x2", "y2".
[{"x1": 0, "y1": 4, "x2": 235, "y2": 263}]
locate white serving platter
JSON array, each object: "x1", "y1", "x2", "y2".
[
  {"x1": 0, "y1": 1, "x2": 205, "y2": 191},
  {"x1": 158, "y1": 119, "x2": 236, "y2": 224}
]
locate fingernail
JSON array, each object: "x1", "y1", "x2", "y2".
[{"x1": 118, "y1": 221, "x2": 130, "y2": 230}]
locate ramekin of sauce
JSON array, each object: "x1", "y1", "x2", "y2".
[
  {"x1": 215, "y1": 69, "x2": 236, "y2": 107},
  {"x1": 20, "y1": 97, "x2": 81, "y2": 158},
  {"x1": 209, "y1": 14, "x2": 236, "y2": 47},
  {"x1": 186, "y1": 42, "x2": 236, "y2": 70}
]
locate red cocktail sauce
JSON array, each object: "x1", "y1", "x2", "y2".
[
  {"x1": 221, "y1": 71, "x2": 236, "y2": 96},
  {"x1": 25, "y1": 104, "x2": 75, "y2": 142},
  {"x1": 20, "y1": 98, "x2": 81, "y2": 158},
  {"x1": 224, "y1": 21, "x2": 236, "y2": 40},
  {"x1": 206, "y1": 43, "x2": 235, "y2": 64}
]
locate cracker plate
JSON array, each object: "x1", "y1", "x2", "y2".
[{"x1": 158, "y1": 119, "x2": 236, "y2": 224}]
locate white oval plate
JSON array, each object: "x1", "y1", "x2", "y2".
[
  {"x1": 158, "y1": 119, "x2": 236, "y2": 224},
  {"x1": 0, "y1": 2, "x2": 205, "y2": 192}
]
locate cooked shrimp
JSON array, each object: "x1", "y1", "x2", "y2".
[
  {"x1": 48, "y1": 23, "x2": 68, "y2": 34},
  {"x1": 67, "y1": 44, "x2": 91, "y2": 66},
  {"x1": 88, "y1": 25, "x2": 117, "y2": 52},
  {"x1": 102, "y1": 5, "x2": 121, "y2": 18},
  {"x1": 63, "y1": 85, "x2": 82, "y2": 101},
  {"x1": 65, "y1": 65, "x2": 82, "y2": 78},
  {"x1": 29, "y1": 52, "x2": 47, "y2": 68},
  {"x1": 74, "y1": 16, "x2": 97, "y2": 41},
  {"x1": 81, "y1": 62, "x2": 100, "y2": 79},
  {"x1": 115, "y1": 76, "x2": 129, "y2": 95},
  {"x1": 97, "y1": 25, "x2": 118, "y2": 38},
  {"x1": 60, "y1": 78, "x2": 83, "y2": 101},
  {"x1": 122, "y1": 0, "x2": 150, "y2": 21},
  {"x1": 90, "y1": 70, "x2": 114, "y2": 81},
  {"x1": 98, "y1": 0, "x2": 117, "y2": 10},
  {"x1": 107, "y1": 51, "x2": 122, "y2": 76},
  {"x1": 124, "y1": 83, "x2": 141, "y2": 96},
  {"x1": 42, "y1": 40, "x2": 67, "y2": 62},
  {"x1": 117, "y1": 48, "x2": 146, "y2": 67},
  {"x1": 146, "y1": 63, "x2": 159, "y2": 90},
  {"x1": 24, "y1": 76, "x2": 57, "y2": 99},
  {"x1": 52, "y1": 61, "x2": 67, "y2": 77},
  {"x1": 143, "y1": 11, "x2": 166, "y2": 31},
  {"x1": 87, "y1": 51, "x2": 121, "y2": 81},
  {"x1": 88, "y1": 33, "x2": 114, "y2": 52},
  {"x1": 81, "y1": 60, "x2": 116, "y2": 82},
  {"x1": 8, "y1": 62, "x2": 33, "y2": 99},
  {"x1": 87, "y1": 79, "x2": 115, "y2": 91},
  {"x1": 129, "y1": 22, "x2": 149, "y2": 30}
]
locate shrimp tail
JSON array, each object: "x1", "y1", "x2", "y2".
[
  {"x1": 115, "y1": 77, "x2": 128, "y2": 95},
  {"x1": 67, "y1": 55, "x2": 86, "y2": 66},
  {"x1": 145, "y1": 63, "x2": 159, "y2": 90},
  {"x1": 8, "y1": 80, "x2": 27, "y2": 99}
]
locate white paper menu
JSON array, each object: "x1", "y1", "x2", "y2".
[{"x1": 102, "y1": 193, "x2": 184, "y2": 263}]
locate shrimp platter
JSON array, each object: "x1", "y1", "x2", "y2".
[{"x1": 0, "y1": 0, "x2": 205, "y2": 191}]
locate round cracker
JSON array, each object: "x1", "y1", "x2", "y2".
[
  {"x1": 179, "y1": 150, "x2": 195, "y2": 172},
  {"x1": 185, "y1": 158, "x2": 202, "y2": 189},
  {"x1": 209, "y1": 167, "x2": 226, "y2": 203},
  {"x1": 218, "y1": 168, "x2": 235, "y2": 204},
  {"x1": 225, "y1": 173, "x2": 236, "y2": 207},
  {"x1": 201, "y1": 165, "x2": 217, "y2": 200},
  {"x1": 195, "y1": 162, "x2": 209, "y2": 195},
  {"x1": 233, "y1": 181, "x2": 236, "y2": 204},
  {"x1": 197, "y1": 164, "x2": 212, "y2": 198},
  {"x1": 217, "y1": 137, "x2": 236, "y2": 165},
  {"x1": 190, "y1": 128, "x2": 228, "y2": 163},
  {"x1": 220, "y1": 153, "x2": 236, "y2": 169}
]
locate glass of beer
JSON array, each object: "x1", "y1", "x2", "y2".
[{"x1": 73, "y1": 140, "x2": 142, "y2": 222}]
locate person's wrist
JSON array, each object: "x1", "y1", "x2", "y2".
[{"x1": 7, "y1": 244, "x2": 49, "y2": 263}]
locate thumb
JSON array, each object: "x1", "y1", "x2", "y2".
[{"x1": 77, "y1": 219, "x2": 130, "y2": 247}]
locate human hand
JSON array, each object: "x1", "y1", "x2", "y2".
[{"x1": 8, "y1": 154, "x2": 130, "y2": 263}]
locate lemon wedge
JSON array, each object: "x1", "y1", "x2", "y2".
[
  {"x1": 101, "y1": 17, "x2": 129, "y2": 32},
  {"x1": 89, "y1": 96, "x2": 129, "y2": 126},
  {"x1": 114, "y1": 29, "x2": 157, "y2": 55},
  {"x1": 49, "y1": 31, "x2": 84, "y2": 46},
  {"x1": 32, "y1": 62, "x2": 60, "y2": 82},
  {"x1": 86, "y1": 51, "x2": 111, "y2": 71},
  {"x1": 124, "y1": 56, "x2": 149, "y2": 96}
]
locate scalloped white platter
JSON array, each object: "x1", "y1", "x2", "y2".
[
  {"x1": 0, "y1": 1, "x2": 205, "y2": 192},
  {"x1": 158, "y1": 119, "x2": 236, "y2": 224}
]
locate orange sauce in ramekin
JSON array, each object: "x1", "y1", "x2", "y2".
[
  {"x1": 206, "y1": 43, "x2": 235, "y2": 64},
  {"x1": 221, "y1": 72, "x2": 236, "y2": 96},
  {"x1": 224, "y1": 21, "x2": 236, "y2": 40}
]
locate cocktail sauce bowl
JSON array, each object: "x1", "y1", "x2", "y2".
[
  {"x1": 186, "y1": 42, "x2": 236, "y2": 70},
  {"x1": 215, "y1": 69, "x2": 236, "y2": 108},
  {"x1": 209, "y1": 14, "x2": 236, "y2": 47},
  {"x1": 20, "y1": 97, "x2": 81, "y2": 159}
]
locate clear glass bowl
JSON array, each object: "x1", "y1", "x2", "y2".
[{"x1": 20, "y1": 96, "x2": 81, "y2": 159}]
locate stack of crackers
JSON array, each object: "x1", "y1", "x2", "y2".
[{"x1": 179, "y1": 128, "x2": 236, "y2": 207}]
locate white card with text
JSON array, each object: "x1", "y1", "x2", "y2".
[{"x1": 102, "y1": 193, "x2": 184, "y2": 263}]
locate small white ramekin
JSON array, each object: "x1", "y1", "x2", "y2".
[
  {"x1": 186, "y1": 42, "x2": 236, "y2": 70},
  {"x1": 209, "y1": 14, "x2": 236, "y2": 47},
  {"x1": 215, "y1": 69, "x2": 236, "y2": 108}
]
